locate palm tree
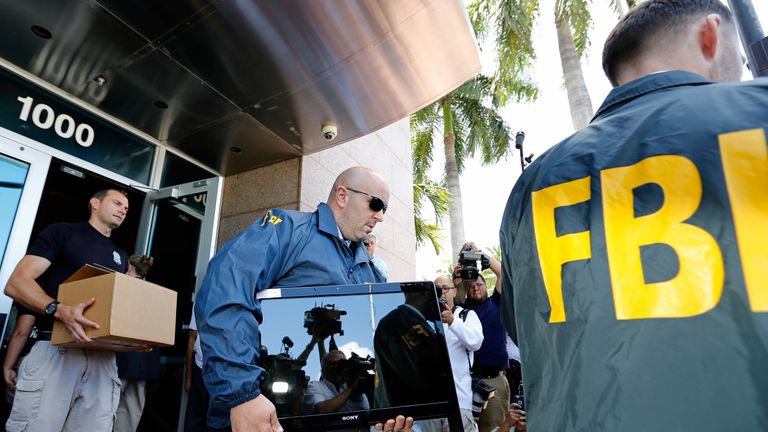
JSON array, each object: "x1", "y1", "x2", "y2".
[
  {"x1": 411, "y1": 76, "x2": 523, "y2": 261},
  {"x1": 555, "y1": 0, "x2": 594, "y2": 130},
  {"x1": 555, "y1": 0, "x2": 640, "y2": 128},
  {"x1": 467, "y1": 0, "x2": 540, "y2": 107},
  {"x1": 413, "y1": 180, "x2": 449, "y2": 254},
  {"x1": 471, "y1": 0, "x2": 639, "y2": 131}
]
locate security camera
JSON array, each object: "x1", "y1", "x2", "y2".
[{"x1": 322, "y1": 123, "x2": 338, "y2": 141}]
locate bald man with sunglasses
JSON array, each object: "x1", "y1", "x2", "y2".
[{"x1": 195, "y1": 166, "x2": 409, "y2": 432}]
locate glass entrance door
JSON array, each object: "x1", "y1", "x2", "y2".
[
  {"x1": 0, "y1": 139, "x2": 50, "y2": 335},
  {"x1": 134, "y1": 177, "x2": 221, "y2": 431}
]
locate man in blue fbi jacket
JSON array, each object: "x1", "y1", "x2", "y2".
[
  {"x1": 500, "y1": 1, "x2": 768, "y2": 431},
  {"x1": 195, "y1": 166, "x2": 414, "y2": 431}
]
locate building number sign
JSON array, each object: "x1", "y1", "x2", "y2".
[{"x1": 16, "y1": 96, "x2": 95, "y2": 147}]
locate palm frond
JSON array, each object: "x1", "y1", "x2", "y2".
[
  {"x1": 556, "y1": 0, "x2": 593, "y2": 56},
  {"x1": 414, "y1": 219, "x2": 446, "y2": 254},
  {"x1": 467, "y1": 0, "x2": 498, "y2": 42},
  {"x1": 411, "y1": 101, "x2": 441, "y2": 182},
  {"x1": 413, "y1": 180, "x2": 450, "y2": 254},
  {"x1": 453, "y1": 92, "x2": 515, "y2": 166}
]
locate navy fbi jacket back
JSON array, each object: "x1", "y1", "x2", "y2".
[{"x1": 500, "y1": 71, "x2": 768, "y2": 431}]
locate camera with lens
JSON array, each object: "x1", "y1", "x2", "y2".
[
  {"x1": 458, "y1": 246, "x2": 490, "y2": 281},
  {"x1": 470, "y1": 376, "x2": 497, "y2": 421},
  {"x1": 437, "y1": 297, "x2": 449, "y2": 312},
  {"x1": 304, "y1": 304, "x2": 346, "y2": 338},
  {"x1": 341, "y1": 352, "x2": 376, "y2": 400},
  {"x1": 512, "y1": 381, "x2": 525, "y2": 410}
]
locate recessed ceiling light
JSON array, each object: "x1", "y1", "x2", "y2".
[
  {"x1": 31, "y1": 25, "x2": 52, "y2": 39},
  {"x1": 153, "y1": 100, "x2": 168, "y2": 109}
]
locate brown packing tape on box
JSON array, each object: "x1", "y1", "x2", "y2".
[{"x1": 52, "y1": 264, "x2": 177, "y2": 352}]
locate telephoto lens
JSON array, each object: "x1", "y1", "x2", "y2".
[{"x1": 471, "y1": 378, "x2": 496, "y2": 421}]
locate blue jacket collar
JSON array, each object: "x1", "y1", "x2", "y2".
[
  {"x1": 317, "y1": 202, "x2": 342, "y2": 239},
  {"x1": 316, "y1": 202, "x2": 374, "y2": 266},
  {"x1": 593, "y1": 71, "x2": 712, "y2": 121}
]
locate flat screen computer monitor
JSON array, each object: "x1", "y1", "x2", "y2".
[{"x1": 256, "y1": 281, "x2": 462, "y2": 431}]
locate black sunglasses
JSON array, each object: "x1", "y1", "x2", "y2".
[{"x1": 345, "y1": 187, "x2": 388, "y2": 214}]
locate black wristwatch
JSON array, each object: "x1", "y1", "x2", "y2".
[{"x1": 44, "y1": 300, "x2": 60, "y2": 316}]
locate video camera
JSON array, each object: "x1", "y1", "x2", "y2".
[
  {"x1": 341, "y1": 352, "x2": 376, "y2": 402},
  {"x1": 304, "y1": 304, "x2": 346, "y2": 338},
  {"x1": 259, "y1": 337, "x2": 308, "y2": 416},
  {"x1": 341, "y1": 352, "x2": 375, "y2": 381},
  {"x1": 458, "y1": 246, "x2": 490, "y2": 281}
]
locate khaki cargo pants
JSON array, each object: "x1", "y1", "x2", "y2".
[
  {"x1": 6, "y1": 341, "x2": 121, "y2": 432},
  {"x1": 477, "y1": 373, "x2": 510, "y2": 432}
]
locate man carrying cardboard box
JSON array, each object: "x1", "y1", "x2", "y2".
[{"x1": 3, "y1": 189, "x2": 130, "y2": 432}]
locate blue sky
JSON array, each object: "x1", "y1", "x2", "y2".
[{"x1": 259, "y1": 290, "x2": 408, "y2": 381}]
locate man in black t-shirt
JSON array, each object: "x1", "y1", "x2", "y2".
[{"x1": 3, "y1": 189, "x2": 129, "y2": 432}]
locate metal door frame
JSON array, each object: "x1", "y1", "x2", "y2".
[
  {"x1": 0, "y1": 133, "x2": 51, "y2": 336},
  {"x1": 135, "y1": 176, "x2": 222, "y2": 302},
  {"x1": 134, "y1": 176, "x2": 222, "y2": 431}
]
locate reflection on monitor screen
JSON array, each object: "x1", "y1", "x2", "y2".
[{"x1": 257, "y1": 283, "x2": 461, "y2": 431}]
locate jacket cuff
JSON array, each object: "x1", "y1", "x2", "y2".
[{"x1": 225, "y1": 387, "x2": 262, "y2": 410}]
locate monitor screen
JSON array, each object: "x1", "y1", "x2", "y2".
[{"x1": 256, "y1": 282, "x2": 462, "y2": 431}]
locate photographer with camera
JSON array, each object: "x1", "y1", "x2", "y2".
[
  {"x1": 302, "y1": 350, "x2": 370, "y2": 416},
  {"x1": 436, "y1": 275, "x2": 484, "y2": 432},
  {"x1": 453, "y1": 242, "x2": 509, "y2": 432}
]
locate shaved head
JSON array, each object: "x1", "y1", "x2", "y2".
[
  {"x1": 327, "y1": 166, "x2": 390, "y2": 243},
  {"x1": 327, "y1": 167, "x2": 387, "y2": 202}
]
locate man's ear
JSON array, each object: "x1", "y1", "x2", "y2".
[
  {"x1": 89, "y1": 197, "x2": 100, "y2": 213},
  {"x1": 699, "y1": 14, "x2": 722, "y2": 61},
  {"x1": 334, "y1": 186, "x2": 348, "y2": 209}
]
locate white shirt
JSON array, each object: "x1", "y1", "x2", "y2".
[
  {"x1": 445, "y1": 306, "x2": 484, "y2": 410},
  {"x1": 506, "y1": 334, "x2": 521, "y2": 363},
  {"x1": 302, "y1": 376, "x2": 370, "y2": 414},
  {"x1": 190, "y1": 313, "x2": 203, "y2": 369}
]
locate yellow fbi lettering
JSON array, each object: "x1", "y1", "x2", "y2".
[
  {"x1": 260, "y1": 211, "x2": 284, "y2": 227},
  {"x1": 401, "y1": 324, "x2": 432, "y2": 348},
  {"x1": 532, "y1": 128, "x2": 768, "y2": 323}
]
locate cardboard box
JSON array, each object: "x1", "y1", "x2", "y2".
[{"x1": 52, "y1": 264, "x2": 177, "y2": 351}]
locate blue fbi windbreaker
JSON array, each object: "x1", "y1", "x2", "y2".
[
  {"x1": 194, "y1": 203, "x2": 384, "y2": 427},
  {"x1": 500, "y1": 72, "x2": 768, "y2": 431}
]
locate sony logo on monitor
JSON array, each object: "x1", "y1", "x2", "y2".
[{"x1": 342, "y1": 415, "x2": 359, "y2": 421}]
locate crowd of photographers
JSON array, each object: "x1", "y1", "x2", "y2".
[{"x1": 443, "y1": 242, "x2": 526, "y2": 432}]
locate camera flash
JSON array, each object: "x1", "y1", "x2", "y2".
[{"x1": 272, "y1": 381, "x2": 289, "y2": 393}]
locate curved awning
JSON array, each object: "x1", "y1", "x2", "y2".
[{"x1": 0, "y1": 0, "x2": 480, "y2": 175}]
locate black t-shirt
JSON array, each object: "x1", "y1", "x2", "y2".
[
  {"x1": 464, "y1": 290, "x2": 508, "y2": 369},
  {"x1": 27, "y1": 222, "x2": 128, "y2": 331},
  {"x1": 116, "y1": 350, "x2": 162, "y2": 380}
]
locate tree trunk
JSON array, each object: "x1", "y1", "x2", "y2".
[
  {"x1": 442, "y1": 98, "x2": 465, "y2": 263},
  {"x1": 555, "y1": 15, "x2": 594, "y2": 130}
]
